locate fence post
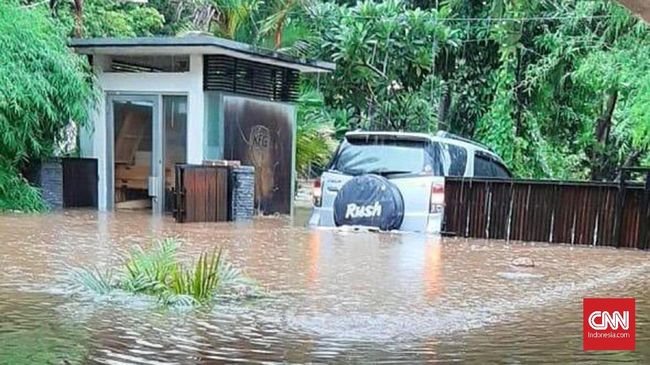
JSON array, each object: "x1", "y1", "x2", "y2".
[
  {"x1": 613, "y1": 170, "x2": 627, "y2": 248},
  {"x1": 173, "y1": 165, "x2": 186, "y2": 223},
  {"x1": 441, "y1": 178, "x2": 448, "y2": 234},
  {"x1": 640, "y1": 171, "x2": 650, "y2": 250}
]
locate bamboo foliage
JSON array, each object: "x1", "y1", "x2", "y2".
[
  {"x1": 0, "y1": 2, "x2": 96, "y2": 211},
  {"x1": 0, "y1": 3, "x2": 94, "y2": 164}
]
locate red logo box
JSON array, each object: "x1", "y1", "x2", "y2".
[{"x1": 583, "y1": 298, "x2": 635, "y2": 351}]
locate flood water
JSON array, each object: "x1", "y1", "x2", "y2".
[{"x1": 0, "y1": 209, "x2": 649, "y2": 364}]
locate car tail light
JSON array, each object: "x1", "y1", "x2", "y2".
[
  {"x1": 312, "y1": 178, "x2": 322, "y2": 207},
  {"x1": 430, "y1": 182, "x2": 444, "y2": 213}
]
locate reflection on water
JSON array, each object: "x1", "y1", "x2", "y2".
[{"x1": 0, "y1": 209, "x2": 648, "y2": 363}]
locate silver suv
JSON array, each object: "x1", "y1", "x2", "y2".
[{"x1": 308, "y1": 131, "x2": 511, "y2": 233}]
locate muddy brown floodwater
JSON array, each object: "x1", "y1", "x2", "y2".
[{"x1": 0, "y1": 209, "x2": 649, "y2": 364}]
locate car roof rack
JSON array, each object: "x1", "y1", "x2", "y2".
[{"x1": 435, "y1": 130, "x2": 493, "y2": 153}]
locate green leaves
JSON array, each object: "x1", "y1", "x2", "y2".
[
  {"x1": 0, "y1": 3, "x2": 97, "y2": 212},
  {"x1": 49, "y1": 0, "x2": 165, "y2": 37},
  {"x1": 10, "y1": 0, "x2": 647, "y2": 183},
  {"x1": 0, "y1": 160, "x2": 46, "y2": 212},
  {"x1": 304, "y1": 0, "x2": 456, "y2": 132},
  {"x1": 295, "y1": 86, "x2": 335, "y2": 175},
  {"x1": 447, "y1": 0, "x2": 650, "y2": 179},
  {"x1": 0, "y1": 3, "x2": 95, "y2": 165},
  {"x1": 123, "y1": 237, "x2": 179, "y2": 293},
  {"x1": 71, "y1": 266, "x2": 115, "y2": 295},
  {"x1": 72, "y1": 238, "x2": 254, "y2": 307},
  {"x1": 168, "y1": 249, "x2": 223, "y2": 303}
]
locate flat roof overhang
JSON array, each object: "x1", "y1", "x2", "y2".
[
  {"x1": 70, "y1": 36, "x2": 335, "y2": 73},
  {"x1": 618, "y1": 0, "x2": 650, "y2": 22}
]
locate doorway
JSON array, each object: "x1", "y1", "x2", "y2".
[
  {"x1": 108, "y1": 95, "x2": 161, "y2": 212},
  {"x1": 107, "y1": 94, "x2": 187, "y2": 214}
]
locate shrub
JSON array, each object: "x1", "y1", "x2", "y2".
[{"x1": 71, "y1": 238, "x2": 255, "y2": 307}]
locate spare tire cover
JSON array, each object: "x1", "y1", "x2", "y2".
[{"x1": 333, "y1": 174, "x2": 404, "y2": 231}]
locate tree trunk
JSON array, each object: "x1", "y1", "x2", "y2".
[
  {"x1": 274, "y1": 20, "x2": 285, "y2": 49},
  {"x1": 590, "y1": 90, "x2": 619, "y2": 180},
  {"x1": 73, "y1": 0, "x2": 84, "y2": 38},
  {"x1": 274, "y1": 1, "x2": 294, "y2": 49},
  {"x1": 514, "y1": 48, "x2": 524, "y2": 132}
]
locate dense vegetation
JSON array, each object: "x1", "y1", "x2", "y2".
[
  {"x1": 0, "y1": 2, "x2": 94, "y2": 211},
  {"x1": 3, "y1": 1, "x2": 649, "y2": 210}
]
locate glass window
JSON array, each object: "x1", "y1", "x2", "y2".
[
  {"x1": 493, "y1": 162, "x2": 511, "y2": 178},
  {"x1": 441, "y1": 143, "x2": 467, "y2": 176},
  {"x1": 163, "y1": 96, "x2": 187, "y2": 211},
  {"x1": 333, "y1": 139, "x2": 428, "y2": 176},
  {"x1": 473, "y1": 154, "x2": 494, "y2": 177},
  {"x1": 163, "y1": 96, "x2": 187, "y2": 168},
  {"x1": 473, "y1": 153, "x2": 511, "y2": 178},
  {"x1": 204, "y1": 91, "x2": 222, "y2": 160},
  {"x1": 107, "y1": 55, "x2": 190, "y2": 73}
]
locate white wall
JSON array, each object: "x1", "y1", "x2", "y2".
[{"x1": 79, "y1": 54, "x2": 204, "y2": 210}]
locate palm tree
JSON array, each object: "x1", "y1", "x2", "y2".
[{"x1": 210, "y1": 0, "x2": 260, "y2": 41}]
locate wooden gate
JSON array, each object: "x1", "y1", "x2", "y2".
[
  {"x1": 443, "y1": 170, "x2": 650, "y2": 249},
  {"x1": 223, "y1": 97, "x2": 293, "y2": 215},
  {"x1": 62, "y1": 158, "x2": 98, "y2": 208},
  {"x1": 173, "y1": 165, "x2": 229, "y2": 223}
]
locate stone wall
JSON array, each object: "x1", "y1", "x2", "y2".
[
  {"x1": 230, "y1": 166, "x2": 255, "y2": 220},
  {"x1": 26, "y1": 160, "x2": 63, "y2": 209}
]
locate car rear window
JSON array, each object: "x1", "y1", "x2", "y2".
[{"x1": 332, "y1": 139, "x2": 428, "y2": 176}]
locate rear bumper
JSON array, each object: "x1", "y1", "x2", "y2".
[{"x1": 308, "y1": 207, "x2": 442, "y2": 234}]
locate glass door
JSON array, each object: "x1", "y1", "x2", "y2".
[
  {"x1": 163, "y1": 96, "x2": 187, "y2": 212},
  {"x1": 107, "y1": 95, "x2": 163, "y2": 213}
]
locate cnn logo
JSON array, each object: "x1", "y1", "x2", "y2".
[
  {"x1": 588, "y1": 310, "x2": 629, "y2": 330},
  {"x1": 583, "y1": 298, "x2": 635, "y2": 351}
]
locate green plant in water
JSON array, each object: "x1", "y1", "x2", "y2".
[
  {"x1": 123, "y1": 237, "x2": 178, "y2": 294},
  {"x1": 168, "y1": 249, "x2": 222, "y2": 303},
  {"x1": 71, "y1": 266, "x2": 114, "y2": 295},
  {"x1": 71, "y1": 238, "x2": 253, "y2": 307}
]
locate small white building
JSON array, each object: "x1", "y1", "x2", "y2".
[{"x1": 71, "y1": 36, "x2": 334, "y2": 214}]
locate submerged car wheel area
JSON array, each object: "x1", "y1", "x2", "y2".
[{"x1": 309, "y1": 131, "x2": 511, "y2": 233}]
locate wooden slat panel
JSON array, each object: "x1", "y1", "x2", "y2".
[
  {"x1": 215, "y1": 167, "x2": 229, "y2": 222},
  {"x1": 468, "y1": 181, "x2": 488, "y2": 238},
  {"x1": 457, "y1": 179, "x2": 470, "y2": 237},
  {"x1": 509, "y1": 184, "x2": 525, "y2": 241},
  {"x1": 203, "y1": 55, "x2": 300, "y2": 102},
  {"x1": 621, "y1": 190, "x2": 641, "y2": 248},
  {"x1": 443, "y1": 177, "x2": 648, "y2": 250},
  {"x1": 174, "y1": 165, "x2": 229, "y2": 223}
]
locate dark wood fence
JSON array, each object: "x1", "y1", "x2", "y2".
[
  {"x1": 442, "y1": 171, "x2": 650, "y2": 249},
  {"x1": 62, "y1": 158, "x2": 98, "y2": 208},
  {"x1": 173, "y1": 165, "x2": 229, "y2": 223}
]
